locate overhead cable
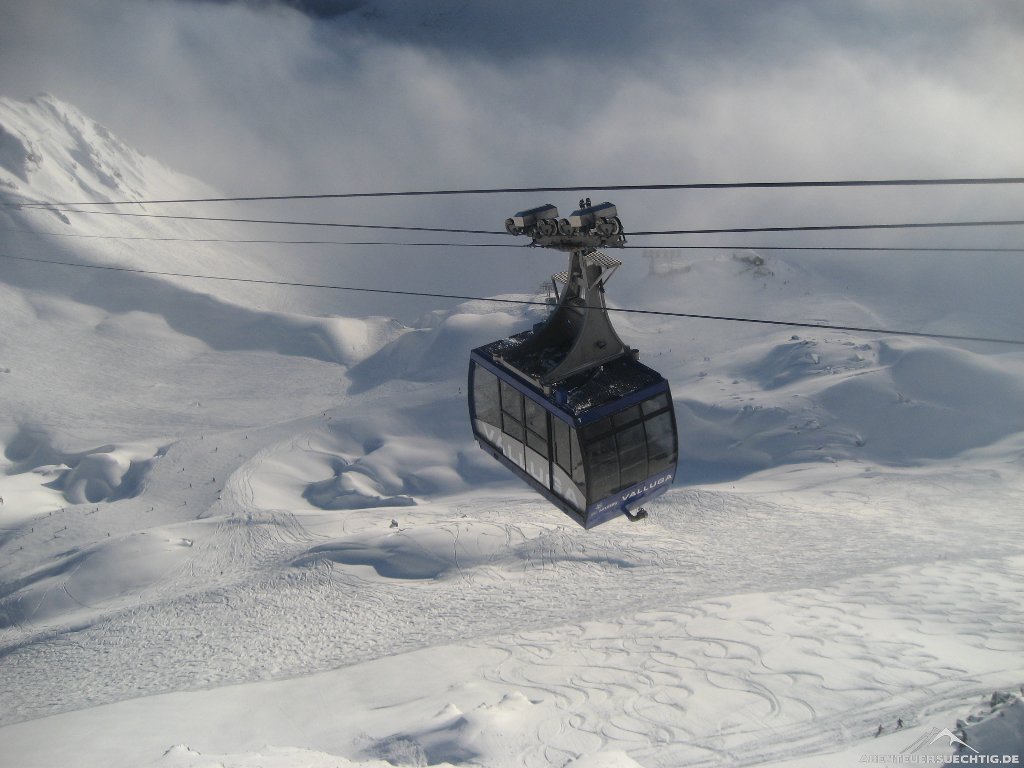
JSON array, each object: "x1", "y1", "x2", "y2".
[
  {"x1": 632, "y1": 220, "x2": 1024, "y2": 236},
  {"x1": 0, "y1": 228, "x2": 514, "y2": 248},
  {"x1": 6, "y1": 227, "x2": 1024, "y2": 254},
  {"x1": 4, "y1": 176, "x2": 1024, "y2": 207},
  {"x1": 12, "y1": 206, "x2": 1024, "y2": 237},
  {"x1": 623, "y1": 245, "x2": 1024, "y2": 253},
  {"x1": 2, "y1": 252, "x2": 1020, "y2": 347},
  {"x1": 20, "y1": 208, "x2": 504, "y2": 234}
]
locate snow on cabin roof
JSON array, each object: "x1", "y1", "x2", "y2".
[{"x1": 475, "y1": 336, "x2": 665, "y2": 417}]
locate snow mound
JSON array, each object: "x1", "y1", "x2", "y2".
[
  {"x1": 151, "y1": 743, "x2": 403, "y2": 768},
  {"x1": 291, "y1": 520, "x2": 638, "y2": 581},
  {"x1": 358, "y1": 692, "x2": 550, "y2": 766},
  {"x1": 303, "y1": 455, "x2": 417, "y2": 510},
  {"x1": 357, "y1": 691, "x2": 636, "y2": 767},
  {"x1": 820, "y1": 342, "x2": 1024, "y2": 462},
  {"x1": 3, "y1": 426, "x2": 166, "y2": 506},
  {"x1": 741, "y1": 337, "x2": 875, "y2": 390},
  {"x1": 678, "y1": 337, "x2": 1024, "y2": 482},
  {"x1": 236, "y1": 395, "x2": 512, "y2": 515},
  {"x1": 147, "y1": 738, "x2": 642, "y2": 768},
  {"x1": 348, "y1": 301, "x2": 544, "y2": 391},
  {"x1": 564, "y1": 752, "x2": 647, "y2": 768},
  {"x1": 54, "y1": 450, "x2": 146, "y2": 505},
  {"x1": 0, "y1": 529, "x2": 186, "y2": 629},
  {"x1": 292, "y1": 523, "x2": 523, "y2": 580}
]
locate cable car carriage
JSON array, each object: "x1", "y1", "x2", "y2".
[{"x1": 468, "y1": 201, "x2": 678, "y2": 528}]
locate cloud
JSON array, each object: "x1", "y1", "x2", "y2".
[
  {"x1": 182, "y1": 0, "x2": 364, "y2": 19},
  {"x1": 4, "y1": 0, "x2": 1023, "y2": 193},
  {"x1": 2, "y1": 0, "x2": 1024, "y2": 322}
]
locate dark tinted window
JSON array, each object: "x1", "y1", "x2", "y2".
[
  {"x1": 645, "y1": 411, "x2": 676, "y2": 473},
  {"x1": 526, "y1": 427, "x2": 547, "y2": 457},
  {"x1": 525, "y1": 398, "x2": 546, "y2": 435},
  {"x1": 553, "y1": 419, "x2": 585, "y2": 494},
  {"x1": 500, "y1": 379, "x2": 524, "y2": 422},
  {"x1": 586, "y1": 435, "x2": 619, "y2": 499},
  {"x1": 612, "y1": 405, "x2": 641, "y2": 429},
  {"x1": 553, "y1": 418, "x2": 570, "y2": 472},
  {"x1": 580, "y1": 393, "x2": 677, "y2": 500},
  {"x1": 570, "y1": 430, "x2": 585, "y2": 486},
  {"x1": 503, "y1": 415, "x2": 525, "y2": 441},
  {"x1": 498, "y1": 379, "x2": 526, "y2": 441},
  {"x1": 580, "y1": 415, "x2": 612, "y2": 442},
  {"x1": 616, "y1": 423, "x2": 648, "y2": 488},
  {"x1": 524, "y1": 398, "x2": 549, "y2": 457},
  {"x1": 641, "y1": 392, "x2": 670, "y2": 416},
  {"x1": 472, "y1": 365, "x2": 501, "y2": 427}
]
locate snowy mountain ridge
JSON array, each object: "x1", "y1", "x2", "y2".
[
  {"x1": 0, "y1": 93, "x2": 412, "y2": 368},
  {"x1": 1, "y1": 95, "x2": 1022, "y2": 768},
  {"x1": 0, "y1": 93, "x2": 211, "y2": 207}
]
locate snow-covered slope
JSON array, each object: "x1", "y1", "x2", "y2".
[
  {"x1": 1, "y1": 95, "x2": 1022, "y2": 767},
  {"x1": 0, "y1": 93, "x2": 213, "y2": 204},
  {"x1": 0, "y1": 94, "x2": 409, "y2": 362}
]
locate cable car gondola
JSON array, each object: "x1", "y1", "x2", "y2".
[{"x1": 468, "y1": 201, "x2": 678, "y2": 528}]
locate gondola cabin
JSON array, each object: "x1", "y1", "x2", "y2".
[
  {"x1": 468, "y1": 200, "x2": 678, "y2": 528},
  {"x1": 469, "y1": 345, "x2": 677, "y2": 528}
]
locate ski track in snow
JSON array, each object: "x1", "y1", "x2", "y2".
[
  {"x1": 474, "y1": 556, "x2": 1024, "y2": 766},
  {"x1": 2, "y1": 472, "x2": 1022, "y2": 757}
]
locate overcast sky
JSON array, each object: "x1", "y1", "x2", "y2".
[
  {"x1": 3, "y1": 0, "x2": 1024, "y2": 321},
  {"x1": 4, "y1": 1, "x2": 1023, "y2": 189}
]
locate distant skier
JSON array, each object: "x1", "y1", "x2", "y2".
[
  {"x1": 897, "y1": 719, "x2": 904, "y2": 729},
  {"x1": 875, "y1": 724, "x2": 884, "y2": 737}
]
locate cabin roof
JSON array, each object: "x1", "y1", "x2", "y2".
[{"x1": 474, "y1": 338, "x2": 665, "y2": 417}]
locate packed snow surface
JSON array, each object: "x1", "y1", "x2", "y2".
[{"x1": 1, "y1": 95, "x2": 1022, "y2": 767}]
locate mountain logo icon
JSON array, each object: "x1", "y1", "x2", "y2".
[{"x1": 929, "y1": 728, "x2": 979, "y2": 754}]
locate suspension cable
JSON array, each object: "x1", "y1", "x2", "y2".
[
  {"x1": 0, "y1": 228, "x2": 517, "y2": 248},
  {"x1": 6, "y1": 227, "x2": 1024, "y2": 254},
  {"x1": 10, "y1": 208, "x2": 505, "y2": 235},
  {"x1": 10, "y1": 206, "x2": 1024, "y2": 237},
  {"x1": 630, "y1": 220, "x2": 1024, "y2": 236},
  {"x1": 3, "y1": 252, "x2": 1020, "y2": 346},
  {"x1": 4, "y1": 176, "x2": 1024, "y2": 207}
]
